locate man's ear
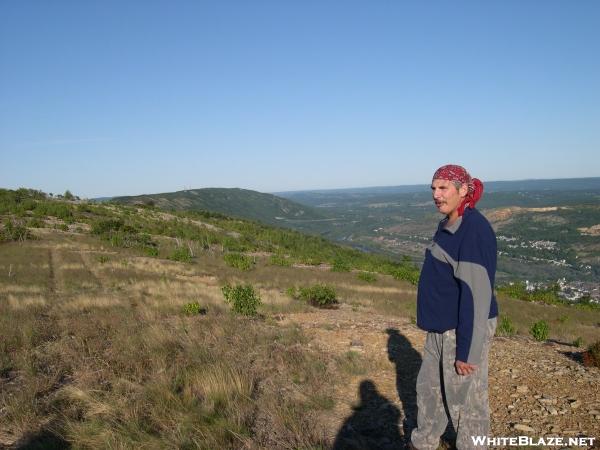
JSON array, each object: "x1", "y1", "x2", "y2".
[{"x1": 459, "y1": 183, "x2": 468, "y2": 198}]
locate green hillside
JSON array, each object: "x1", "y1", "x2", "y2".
[{"x1": 111, "y1": 187, "x2": 326, "y2": 227}]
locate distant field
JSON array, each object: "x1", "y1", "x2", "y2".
[{"x1": 277, "y1": 180, "x2": 600, "y2": 283}]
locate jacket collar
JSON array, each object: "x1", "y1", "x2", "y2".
[{"x1": 439, "y1": 207, "x2": 474, "y2": 234}]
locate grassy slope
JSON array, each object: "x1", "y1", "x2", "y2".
[
  {"x1": 0, "y1": 189, "x2": 599, "y2": 447},
  {"x1": 111, "y1": 187, "x2": 327, "y2": 226}
]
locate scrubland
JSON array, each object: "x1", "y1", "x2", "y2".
[{"x1": 0, "y1": 190, "x2": 599, "y2": 448}]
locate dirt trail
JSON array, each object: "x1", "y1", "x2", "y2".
[{"x1": 282, "y1": 305, "x2": 600, "y2": 449}]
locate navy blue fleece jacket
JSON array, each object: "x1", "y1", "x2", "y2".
[{"x1": 417, "y1": 207, "x2": 498, "y2": 364}]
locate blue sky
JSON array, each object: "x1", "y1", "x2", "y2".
[{"x1": 1, "y1": 1, "x2": 599, "y2": 198}]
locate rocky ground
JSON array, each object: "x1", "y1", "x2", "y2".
[{"x1": 281, "y1": 305, "x2": 600, "y2": 449}]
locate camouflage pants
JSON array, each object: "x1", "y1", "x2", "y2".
[{"x1": 411, "y1": 318, "x2": 497, "y2": 450}]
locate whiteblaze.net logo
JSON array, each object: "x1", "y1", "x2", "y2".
[{"x1": 471, "y1": 436, "x2": 596, "y2": 447}]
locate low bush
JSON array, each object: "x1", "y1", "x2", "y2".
[
  {"x1": 96, "y1": 255, "x2": 110, "y2": 264},
  {"x1": 298, "y1": 284, "x2": 338, "y2": 308},
  {"x1": 223, "y1": 252, "x2": 253, "y2": 271},
  {"x1": 496, "y1": 315, "x2": 516, "y2": 337},
  {"x1": 169, "y1": 247, "x2": 193, "y2": 263},
  {"x1": 572, "y1": 337, "x2": 583, "y2": 348},
  {"x1": 389, "y1": 264, "x2": 420, "y2": 285},
  {"x1": 530, "y1": 320, "x2": 549, "y2": 342},
  {"x1": 269, "y1": 254, "x2": 292, "y2": 267},
  {"x1": 26, "y1": 218, "x2": 45, "y2": 228},
  {"x1": 182, "y1": 301, "x2": 207, "y2": 316},
  {"x1": 1, "y1": 219, "x2": 32, "y2": 242},
  {"x1": 222, "y1": 284, "x2": 261, "y2": 316},
  {"x1": 91, "y1": 218, "x2": 126, "y2": 235},
  {"x1": 331, "y1": 258, "x2": 351, "y2": 272},
  {"x1": 583, "y1": 340, "x2": 600, "y2": 368},
  {"x1": 357, "y1": 272, "x2": 377, "y2": 283},
  {"x1": 145, "y1": 246, "x2": 159, "y2": 257}
]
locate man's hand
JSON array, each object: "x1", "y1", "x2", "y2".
[{"x1": 455, "y1": 360, "x2": 477, "y2": 376}]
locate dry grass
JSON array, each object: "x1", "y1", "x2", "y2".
[
  {"x1": 1, "y1": 229, "x2": 598, "y2": 448},
  {"x1": 7, "y1": 294, "x2": 47, "y2": 310},
  {"x1": 0, "y1": 234, "x2": 339, "y2": 448}
]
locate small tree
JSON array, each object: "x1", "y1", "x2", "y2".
[
  {"x1": 530, "y1": 320, "x2": 549, "y2": 342},
  {"x1": 222, "y1": 283, "x2": 261, "y2": 316},
  {"x1": 496, "y1": 315, "x2": 516, "y2": 337},
  {"x1": 64, "y1": 190, "x2": 74, "y2": 200},
  {"x1": 298, "y1": 284, "x2": 338, "y2": 308}
]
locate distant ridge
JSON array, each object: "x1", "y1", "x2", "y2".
[
  {"x1": 111, "y1": 187, "x2": 326, "y2": 226},
  {"x1": 276, "y1": 177, "x2": 600, "y2": 197}
]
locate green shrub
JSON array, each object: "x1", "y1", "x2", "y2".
[
  {"x1": 182, "y1": 301, "x2": 207, "y2": 316},
  {"x1": 222, "y1": 284, "x2": 261, "y2": 316},
  {"x1": 331, "y1": 258, "x2": 351, "y2": 272},
  {"x1": 572, "y1": 337, "x2": 583, "y2": 348},
  {"x1": 269, "y1": 254, "x2": 292, "y2": 267},
  {"x1": 168, "y1": 247, "x2": 193, "y2": 263},
  {"x1": 1, "y1": 219, "x2": 31, "y2": 242},
  {"x1": 298, "y1": 284, "x2": 338, "y2": 308},
  {"x1": 145, "y1": 246, "x2": 159, "y2": 257},
  {"x1": 286, "y1": 286, "x2": 298, "y2": 299},
  {"x1": 91, "y1": 219, "x2": 125, "y2": 235},
  {"x1": 389, "y1": 264, "x2": 420, "y2": 285},
  {"x1": 496, "y1": 315, "x2": 516, "y2": 337},
  {"x1": 530, "y1": 320, "x2": 549, "y2": 342},
  {"x1": 96, "y1": 255, "x2": 110, "y2": 264},
  {"x1": 223, "y1": 252, "x2": 253, "y2": 271},
  {"x1": 357, "y1": 272, "x2": 377, "y2": 283},
  {"x1": 583, "y1": 340, "x2": 600, "y2": 368},
  {"x1": 26, "y1": 218, "x2": 45, "y2": 228}
]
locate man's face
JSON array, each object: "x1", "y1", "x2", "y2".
[{"x1": 431, "y1": 179, "x2": 467, "y2": 218}]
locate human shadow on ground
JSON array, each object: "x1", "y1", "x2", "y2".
[
  {"x1": 385, "y1": 328, "x2": 422, "y2": 444},
  {"x1": 332, "y1": 379, "x2": 402, "y2": 450},
  {"x1": 14, "y1": 426, "x2": 71, "y2": 450}
]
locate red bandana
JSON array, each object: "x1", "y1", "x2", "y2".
[{"x1": 432, "y1": 164, "x2": 484, "y2": 216}]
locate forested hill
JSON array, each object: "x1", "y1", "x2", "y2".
[{"x1": 111, "y1": 188, "x2": 326, "y2": 226}]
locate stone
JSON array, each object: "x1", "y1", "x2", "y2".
[
  {"x1": 569, "y1": 400, "x2": 581, "y2": 409},
  {"x1": 516, "y1": 385, "x2": 529, "y2": 393},
  {"x1": 514, "y1": 424, "x2": 535, "y2": 433}
]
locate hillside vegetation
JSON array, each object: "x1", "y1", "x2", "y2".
[
  {"x1": 0, "y1": 188, "x2": 599, "y2": 448},
  {"x1": 111, "y1": 187, "x2": 326, "y2": 227}
]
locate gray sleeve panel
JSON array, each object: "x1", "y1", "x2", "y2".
[
  {"x1": 429, "y1": 243, "x2": 493, "y2": 364},
  {"x1": 455, "y1": 261, "x2": 492, "y2": 363}
]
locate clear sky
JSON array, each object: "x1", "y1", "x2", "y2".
[{"x1": 1, "y1": 1, "x2": 599, "y2": 198}]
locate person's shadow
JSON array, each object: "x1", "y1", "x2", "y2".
[
  {"x1": 385, "y1": 328, "x2": 422, "y2": 446},
  {"x1": 332, "y1": 380, "x2": 402, "y2": 450}
]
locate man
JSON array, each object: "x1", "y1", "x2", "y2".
[{"x1": 410, "y1": 164, "x2": 498, "y2": 450}]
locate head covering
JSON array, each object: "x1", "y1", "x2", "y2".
[{"x1": 432, "y1": 164, "x2": 483, "y2": 216}]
